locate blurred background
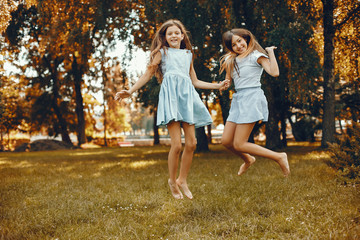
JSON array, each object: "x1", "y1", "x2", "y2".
[{"x1": 0, "y1": 0, "x2": 359, "y2": 152}]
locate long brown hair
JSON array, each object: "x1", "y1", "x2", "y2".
[
  {"x1": 219, "y1": 28, "x2": 266, "y2": 76},
  {"x1": 147, "y1": 19, "x2": 194, "y2": 83}
]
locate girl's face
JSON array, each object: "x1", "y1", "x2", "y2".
[
  {"x1": 165, "y1": 25, "x2": 184, "y2": 49},
  {"x1": 231, "y1": 35, "x2": 247, "y2": 55}
]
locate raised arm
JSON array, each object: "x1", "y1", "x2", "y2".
[
  {"x1": 115, "y1": 52, "x2": 161, "y2": 101},
  {"x1": 258, "y1": 46, "x2": 279, "y2": 77},
  {"x1": 189, "y1": 62, "x2": 230, "y2": 90}
]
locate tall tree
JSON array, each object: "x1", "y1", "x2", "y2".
[
  {"x1": 321, "y1": 0, "x2": 360, "y2": 147},
  {"x1": 5, "y1": 4, "x2": 74, "y2": 144},
  {"x1": 4, "y1": 0, "x2": 133, "y2": 146},
  {"x1": 33, "y1": 0, "x2": 131, "y2": 145},
  {"x1": 321, "y1": 0, "x2": 336, "y2": 147}
]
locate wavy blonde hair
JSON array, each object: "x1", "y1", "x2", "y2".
[
  {"x1": 147, "y1": 19, "x2": 194, "y2": 83},
  {"x1": 219, "y1": 28, "x2": 266, "y2": 76}
]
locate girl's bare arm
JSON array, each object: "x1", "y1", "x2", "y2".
[
  {"x1": 115, "y1": 52, "x2": 161, "y2": 100},
  {"x1": 258, "y1": 47, "x2": 279, "y2": 77},
  {"x1": 189, "y1": 63, "x2": 229, "y2": 89}
]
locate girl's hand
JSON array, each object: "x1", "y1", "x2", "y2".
[
  {"x1": 224, "y1": 79, "x2": 231, "y2": 89},
  {"x1": 219, "y1": 79, "x2": 231, "y2": 92},
  {"x1": 265, "y1": 46, "x2": 277, "y2": 53},
  {"x1": 115, "y1": 90, "x2": 131, "y2": 102}
]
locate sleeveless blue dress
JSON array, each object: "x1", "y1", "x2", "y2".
[{"x1": 156, "y1": 47, "x2": 212, "y2": 128}]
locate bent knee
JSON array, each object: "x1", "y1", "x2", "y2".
[
  {"x1": 233, "y1": 142, "x2": 246, "y2": 152},
  {"x1": 184, "y1": 139, "x2": 197, "y2": 152},
  {"x1": 221, "y1": 137, "x2": 233, "y2": 148},
  {"x1": 170, "y1": 142, "x2": 182, "y2": 153}
]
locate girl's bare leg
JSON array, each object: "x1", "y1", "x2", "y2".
[
  {"x1": 167, "y1": 121, "x2": 183, "y2": 199},
  {"x1": 222, "y1": 121, "x2": 256, "y2": 175},
  {"x1": 233, "y1": 123, "x2": 290, "y2": 177},
  {"x1": 176, "y1": 122, "x2": 196, "y2": 199}
]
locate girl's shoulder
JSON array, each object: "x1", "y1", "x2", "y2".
[
  {"x1": 161, "y1": 47, "x2": 192, "y2": 60},
  {"x1": 236, "y1": 50, "x2": 265, "y2": 62},
  {"x1": 165, "y1": 47, "x2": 192, "y2": 54},
  {"x1": 245, "y1": 50, "x2": 267, "y2": 66},
  {"x1": 251, "y1": 50, "x2": 268, "y2": 60}
]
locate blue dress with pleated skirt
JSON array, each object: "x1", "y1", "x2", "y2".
[{"x1": 156, "y1": 47, "x2": 212, "y2": 128}]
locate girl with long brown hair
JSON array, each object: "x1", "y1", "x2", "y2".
[
  {"x1": 115, "y1": 19, "x2": 229, "y2": 199},
  {"x1": 220, "y1": 28, "x2": 290, "y2": 177}
]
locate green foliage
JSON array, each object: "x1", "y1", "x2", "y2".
[
  {"x1": 0, "y1": 76, "x2": 28, "y2": 134},
  {"x1": 327, "y1": 123, "x2": 360, "y2": 184},
  {"x1": 338, "y1": 80, "x2": 360, "y2": 122},
  {"x1": 3, "y1": 1, "x2": 134, "y2": 142},
  {"x1": 137, "y1": 76, "x2": 160, "y2": 111}
]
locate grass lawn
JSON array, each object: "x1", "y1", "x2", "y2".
[{"x1": 0, "y1": 142, "x2": 359, "y2": 239}]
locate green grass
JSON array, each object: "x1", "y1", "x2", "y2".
[{"x1": 0, "y1": 143, "x2": 359, "y2": 239}]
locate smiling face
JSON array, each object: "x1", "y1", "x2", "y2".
[
  {"x1": 231, "y1": 35, "x2": 248, "y2": 55},
  {"x1": 165, "y1": 25, "x2": 184, "y2": 49}
]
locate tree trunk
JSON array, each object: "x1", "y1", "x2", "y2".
[
  {"x1": 153, "y1": 109, "x2": 160, "y2": 145},
  {"x1": 338, "y1": 119, "x2": 344, "y2": 135},
  {"x1": 205, "y1": 96, "x2": 212, "y2": 144},
  {"x1": 0, "y1": 131, "x2": 3, "y2": 151},
  {"x1": 7, "y1": 129, "x2": 10, "y2": 150},
  {"x1": 44, "y1": 55, "x2": 72, "y2": 145},
  {"x1": 353, "y1": 57, "x2": 360, "y2": 122},
  {"x1": 196, "y1": 127, "x2": 209, "y2": 152},
  {"x1": 248, "y1": 123, "x2": 261, "y2": 143},
  {"x1": 265, "y1": 86, "x2": 283, "y2": 150},
  {"x1": 321, "y1": 0, "x2": 336, "y2": 148},
  {"x1": 280, "y1": 116, "x2": 287, "y2": 147},
  {"x1": 72, "y1": 55, "x2": 86, "y2": 146},
  {"x1": 265, "y1": 113, "x2": 282, "y2": 150},
  {"x1": 102, "y1": 62, "x2": 109, "y2": 147},
  {"x1": 51, "y1": 83, "x2": 72, "y2": 145},
  {"x1": 103, "y1": 105, "x2": 107, "y2": 147},
  {"x1": 207, "y1": 124, "x2": 212, "y2": 144},
  {"x1": 219, "y1": 90, "x2": 230, "y2": 124}
]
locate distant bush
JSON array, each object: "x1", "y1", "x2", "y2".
[
  {"x1": 14, "y1": 139, "x2": 75, "y2": 152},
  {"x1": 292, "y1": 117, "x2": 318, "y2": 142},
  {"x1": 326, "y1": 122, "x2": 360, "y2": 184}
]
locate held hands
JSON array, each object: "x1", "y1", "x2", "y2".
[
  {"x1": 219, "y1": 79, "x2": 231, "y2": 92},
  {"x1": 114, "y1": 90, "x2": 131, "y2": 102}
]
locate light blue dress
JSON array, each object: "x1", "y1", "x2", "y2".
[
  {"x1": 156, "y1": 47, "x2": 212, "y2": 128},
  {"x1": 227, "y1": 50, "x2": 269, "y2": 124}
]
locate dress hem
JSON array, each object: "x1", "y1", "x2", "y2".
[
  {"x1": 226, "y1": 118, "x2": 268, "y2": 124},
  {"x1": 157, "y1": 119, "x2": 212, "y2": 128}
]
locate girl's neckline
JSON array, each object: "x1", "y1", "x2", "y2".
[
  {"x1": 167, "y1": 47, "x2": 187, "y2": 51},
  {"x1": 236, "y1": 50, "x2": 255, "y2": 61}
]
